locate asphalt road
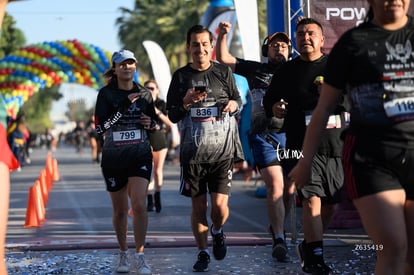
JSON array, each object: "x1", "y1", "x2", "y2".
[
  {"x1": 5, "y1": 145, "x2": 376, "y2": 274},
  {"x1": 7, "y1": 145, "x2": 287, "y2": 250}
]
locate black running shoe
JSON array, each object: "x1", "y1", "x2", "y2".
[
  {"x1": 211, "y1": 226, "x2": 227, "y2": 260},
  {"x1": 302, "y1": 262, "x2": 333, "y2": 275},
  {"x1": 192, "y1": 251, "x2": 210, "y2": 272},
  {"x1": 272, "y1": 237, "x2": 291, "y2": 262},
  {"x1": 268, "y1": 225, "x2": 290, "y2": 262},
  {"x1": 296, "y1": 241, "x2": 306, "y2": 268},
  {"x1": 146, "y1": 195, "x2": 154, "y2": 212}
]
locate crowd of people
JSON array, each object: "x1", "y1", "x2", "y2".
[
  {"x1": 4, "y1": 117, "x2": 105, "y2": 171},
  {"x1": 2, "y1": 1, "x2": 413, "y2": 275}
]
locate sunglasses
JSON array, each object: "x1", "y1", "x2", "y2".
[
  {"x1": 269, "y1": 43, "x2": 288, "y2": 49},
  {"x1": 145, "y1": 86, "x2": 156, "y2": 91}
]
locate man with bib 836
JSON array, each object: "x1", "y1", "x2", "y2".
[{"x1": 167, "y1": 25, "x2": 244, "y2": 272}]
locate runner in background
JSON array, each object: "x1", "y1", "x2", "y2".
[{"x1": 144, "y1": 79, "x2": 173, "y2": 213}]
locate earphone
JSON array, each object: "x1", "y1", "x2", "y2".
[{"x1": 261, "y1": 32, "x2": 293, "y2": 58}]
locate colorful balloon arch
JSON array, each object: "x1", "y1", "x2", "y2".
[{"x1": 0, "y1": 39, "x2": 112, "y2": 119}]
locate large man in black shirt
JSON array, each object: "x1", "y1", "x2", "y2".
[{"x1": 264, "y1": 18, "x2": 346, "y2": 274}]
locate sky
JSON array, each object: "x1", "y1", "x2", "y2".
[
  {"x1": 6, "y1": 0, "x2": 135, "y2": 53},
  {"x1": 5, "y1": 0, "x2": 135, "y2": 118}
]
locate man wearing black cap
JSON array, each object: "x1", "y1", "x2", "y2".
[
  {"x1": 216, "y1": 21, "x2": 293, "y2": 263},
  {"x1": 95, "y1": 49, "x2": 157, "y2": 274}
]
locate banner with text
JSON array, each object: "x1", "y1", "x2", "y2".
[{"x1": 310, "y1": 1, "x2": 414, "y2": 53}]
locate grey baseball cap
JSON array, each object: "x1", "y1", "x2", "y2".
[{"x1": 111, "y1": 49, "x2": 137, "y2": 64}]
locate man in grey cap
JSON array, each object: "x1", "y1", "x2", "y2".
[{"x1": 95, "y1": 49, "x2": 156, "y2": 274}]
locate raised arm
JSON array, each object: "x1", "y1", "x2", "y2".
[{"x1": 216, "y1": 21, "x2": 237, "y2": 72}]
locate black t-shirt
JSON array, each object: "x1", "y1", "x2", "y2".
[
  {"x1": 325, "y1": 16, "x2": 414, "y2": 148},
  {"x1": 235, "y1": 58, "x2": 284, "y2": 134},
  {"x1": 95, "y1": 81, "x2": 156, "y2": 168},
  {"x1": 166, "y1": 62, "x2": 244, "y2": 164},
  {"x1": 152, "y1": 98, "x2": 168, "y2": 129},
  {"x1": 264, "y1": 55, "x2": 345, "y2": 157},
  {"x1": 148, "y1": 98, "x2": 168, "y2": 145}
]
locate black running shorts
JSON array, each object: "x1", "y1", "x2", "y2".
[
  {"x1": 298, "y1": 154, "x2": 344, "y2": 204},
  {"x1": 148, "y1": 130, "x2": 168, "y2": 152},
  {"x1": 343, "y1": 135, "x2": 414, "y2": 200},
  {"x1": 179, "y1": 159, "x2": 234, "y2": 197},
  {"x1": 102, "y1": 158, "x2": 153, "y2": 192}
]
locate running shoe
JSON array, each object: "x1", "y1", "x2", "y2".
[
  {"x1": 269, "y1": 225, "x2": 290, "y2": 262},
  {"x1": 297, "y1": 242, "x2": 332, "y2": 275},
  {"x1": 211, "y1": 226, "x2": 227, "y2": 260},
  {"x1": 302, "y1": 262, "x2": 333, "y2": 275},
  {"x1": 135, "y1": 254, "x2": 151, "y2": 275},
  {"x1": 272, "y1": 237, "x2": 291, "y2": 262},
  {"x1": 192, "y1": 251, "x2": 210, "y2": 272},
  {"x1": 296, "y1": 241, "x2": 306, "y2": 268},
  {"x1": 116, "y1": 251, "x2": 130, "y2": 273}
]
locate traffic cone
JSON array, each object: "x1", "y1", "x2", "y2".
[
  {"x1": 45, "y1": 156, "x2": 54, "y2": 186},
  {"x1": 38, "y1": 170, "x2": 49, "y2": 205},
  {"x1": 24, "y1": 186, "x2": 40, "y2": 227},
  {"x1": 34, "y1": 180, "x2": 45, "y2": 222},
  {"x1": 52, "y1": 158, "x2": 60, "y2": 182},
  {"x1": 43, "y1": 166, "x2": 53, "y2": 192}
]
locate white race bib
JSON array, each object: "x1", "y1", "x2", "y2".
[
  {"x1": 190, "y1": 106, "x2": 219, "y2": 118},
  {"x1": 384, "y1": 96, "x2": 414, "y2": 118},
  {"x1": 113, "y1": 130, "x2": 142, "y2": 142}
]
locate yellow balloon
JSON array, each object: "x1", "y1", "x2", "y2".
[{"x1": 39, "y1": 73, "x2": 48, "y2": 80}]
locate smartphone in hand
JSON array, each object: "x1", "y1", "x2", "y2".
[{"x1": 194, "y1": 85, "x2": 206, "y2": 93}]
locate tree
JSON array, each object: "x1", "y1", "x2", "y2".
[
  {"x1": 257, "y1": 0, "x2": 268, "y2": 39},
  {"x1": 116, "y1": 0, "x2": 208, "y2": 78},
  {"x1": 0, "y1": 12, "x2": 25, "y2": 58},
  {"x1": 66, "y1": 98, "x2": 90, "y2": 123},
  {"x1": 20, "y1": 86, "x2": 62, "y2": 133},
  {"x1": 116, "y1": 0, "x2": 267, "y2": 78}
]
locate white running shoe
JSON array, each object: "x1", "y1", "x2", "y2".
[
  {"x1": 135, "y1": 254, "x2": 152, "y2": 275},
  {"x1": 116, "y1": 251, "x2": 130, "y2": 273}
]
